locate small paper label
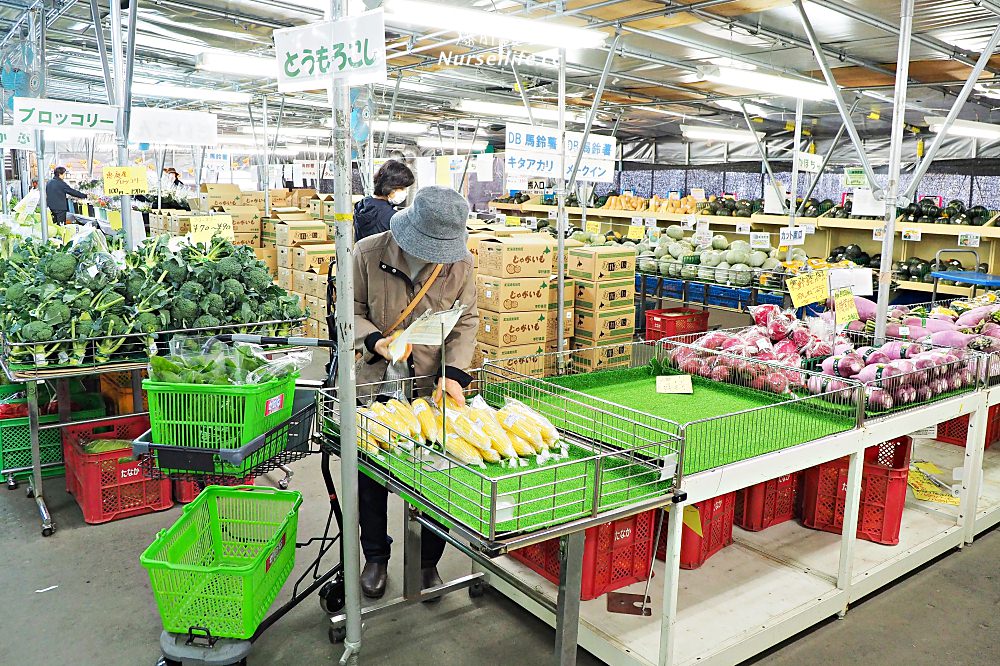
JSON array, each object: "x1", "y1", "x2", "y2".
[
  {"x1": 873, "y1": 226, "x2": 886, "y2": 241},
  {"x1": 910, "y1": 426, "x2": 939, "y2": 439},
  {"x1": 412, "y1": 401, "x2": 427, "y2": 414},
  {"x1": 265, "y1": 532, "x2": 287, "y2": 573},
  {"x1": 958, "y1": 232, "x2": 981, "y2": 248},
  {"x1": 627, "y1": 225, "x2": 645, "y2": 240},
  {"x1": 585, "y1": 220, "x2": 602, "y2": 234},
  {"x1": 484, "y1": 324, "x2": 492, "y2": 332},
  {"x1": 691, "y1": 188, "x2": 706, "y2": 201},
  {"x1": 264, "y1": 394, "x2": 285, "y2": 417},
  {"x1": 505, "y1": 215, "x2": 520, "y2": 226},
  {"x1": 657, "y1": 375, "x2": 693, "y2": 394},
  {"x1": 548, "y1": 210, "x2": 558, "y2": 219},
  {"x1": 901, "y1": 228, "x2": 921, "y2": 241},
  {"x1": 898, "y1": 325, "x2": 910, "y2": 336},
  {"x1": 644, "y1": 217, "x2": 657, "y2": 227},
  {"x1": 485, "y1": 290, "x2": 492, "y2": 298},
  {"x1": 696, "y1": 220, "x2": 709, "y2": 235},
  {"x1": 631, "y1": 216, "x2": 643, "y2": 225},
  {"x1": 801, "y1": 223, "x2": 816, "y2": 235},
  {"x1": 525, "y1": 216, "x2": 538, "y2": 229},
  {"x1": 750, "y1": 232, "x2": 770, "y2": 249},
  {"x1": 736, "y1": 223, "x2": 751, "y2": 234},
  {"x1": 681, "y1": 214, "x2": 696, "y2": 230},
  {"x1": 779, "y1": 226, "x2": 806, "y2": 246}
]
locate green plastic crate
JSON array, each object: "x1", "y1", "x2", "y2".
[
  {"x1": 0, "y1": 394, "x2": 106, "y2": 482},
  {"x1": 141, "y1": 486, "x2": 303, "y2": 639},
  {"x1": 144, "y1": 374, "x2": 297, "y2": 451}
]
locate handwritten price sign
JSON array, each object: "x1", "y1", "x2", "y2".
[
  {"x1": 102, "y1": 166, "x2": 148, "y2": 195},
  {"x1": 834, "y1": 288, "x2": 859, "y2": 325},
  {"x1": 188, "y1": 214, "x2": 235, "y2": 245},
  {"x1": 786, "y1": 270, "x2": 828, "y2": 308}
]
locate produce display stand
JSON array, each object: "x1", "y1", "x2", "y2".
[
  {"x1": 473, "y1": 339, "x2": 988, "y2": 666},
  {"x1": 636, "y1": 271, "x2": 790, "y2": 325},
  {"x1": 0, "y1": 319, "x2": 303, "y2": 537}
]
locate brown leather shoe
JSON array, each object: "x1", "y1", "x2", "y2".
[
  {"x1": 421, "y1": 566, "x2": 443, "y2": 603},
  {"x1": 360, "y1": 561, "x2": 387, "y2": 599}
]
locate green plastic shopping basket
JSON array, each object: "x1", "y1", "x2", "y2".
[
  {"x1": 143, "y1": 373, "x2": 298, "y2": 452},
  {"x1": 140, "y1": 486, "x2": 303, "y2": 639}
]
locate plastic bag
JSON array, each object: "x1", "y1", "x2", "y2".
[
  {"x1": 150, "y1": 339, "x2": 310, "y2": 385},
  {"x1": 247, "y1": 349, "x2": 312, "y2": 384}
]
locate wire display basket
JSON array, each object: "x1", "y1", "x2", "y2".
[
  {"x1": 319, "y1": 373, "x2": 676, "y2": 551},
  {"x1": 0, "y1": 318, "x2": 306, "y2": 381},
  {"x1": 135, "y1": 389, "x2": 321, "y2": 480}
]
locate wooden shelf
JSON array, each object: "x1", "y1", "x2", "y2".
[{"x1": 895, "y1": 280, "x2": 973, "y2": 296}]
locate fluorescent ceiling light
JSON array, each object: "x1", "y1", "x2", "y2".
[
  {"x1": 714, "y1": 99, "x2": 767, "y2": 117},
  {"x1": 132, "y1": 82, "x2": 251, "y2": 104},
  {"x1": 680, "y1": 124, "x2": 764, "y2": 143},
  {"x1": 472, "y1": 0, "x2": 518, "y2": 8},
  {"x1": 925, "y1": 116, "x2": 1000, "y2": 140},
  {"x1": 384, "y1": 0, "x2": 606, "y2": 49},
  {"x1": 370, "y1": 120, "x2": 429, "y2": 134},
  {"x1": 699, "y1": 66, "x2": 833, "y2": 102},
  {"x1": 237, "y1": 125, "x2": 330, "y2": 139},
  {"x1": 456, "y1": 100, "x2": 584, "y2": 124},
  {"x1": 643, "y1": 107, "x2": 686, "y2": 118},
  {"x1": 196, "y1": 51, "x2": 278, "y2": 79},
  {"x1": 417, "y1": 136, "x2": 488, "y2": 151},
  {"x1": 217, "y1": 134, "x2": 305, "y2": 147},
  {"x1": 221, "y1": 146, "x2": 299, "y2": 157}
]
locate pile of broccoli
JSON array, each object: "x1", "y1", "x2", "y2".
[{"x1": 0, "y1": 234, "x2": 305, "y2": 366}]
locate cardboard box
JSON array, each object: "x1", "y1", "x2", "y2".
[
  {"x1": 239, "y1": 191, "x2": 266, "y2": 208},
  {"x1": 467, "y1": 232, "x2": 493, "y2": 269},
  {"x1": 475, "y1": 343, "x2": 546, "y2": 378},
  {"x1": 478, "y1": 310, "x2": 547, "y2": 347},
  {"x1": 269, "y1": 189, "x2": 291, "y2": 206},
  {"x1": 571, "y1": 339, "x2": 633, "y2": 372},
  {"x1": 545, "y1": 308, "x2": 574, "y2": 341},
  {"x1": 568, "y1": 246, "x2": 636, "y2": 282},
  {"x1": 221, "y1": 206, "x2": 263, "y2": 233},
  {"x1": 292, "y1": 241, "x2": 337, "y2": 273},
  {"x1": 276, "y1": 219, "x2": 327, "y2": 247},
  {"x1": 305, "y1": 294, "x2": 324, "y2": 319},
  {"x1": 574, "y1": 278, "x2": 635, "y2": 312},
  {"x1": 168, "y1": 216, "x2": 192, "y2": 235},
  {"x1": 291, "y1": 188, "x2": 317, "y2": 208},
  {"x1": 277, "y1": 267, "x2": 295, "y2": 292},
  {"x1": 232, "y1": 232, "x2": 260, "y2": 247},
  {"x1": 261, "y1": 219, "x2": 276, "y2": 248},
  {"x1": 314, "y1": 317, "x2": 329, "y2": 340},
  {"x1": 305, "y1": 318, "x2": 318, "y2": 338},
  {"x1": 310, "y1": 193, "x2": 335, "y2": 219},
  {"x1": 302, "y1": 271, "x2": 330, "y2": 299},
  {"x1": 477, "y1": 276, "x2": 549, "y2": 313},
  {"x1": 478, "y1": 237, "x2": 554, "y2": 278},
  {"x1": 574, "y1": 306, "x2": 635, "y2": 345},
  {"x1": 254, "y1": 247, "x2": 278, "y2": 278},
  {"x1": 546, "y1": 275, "x2": 574, "y2": 310},
  {"x1": 200, "y1": 183, "x2": 243, "y2": 209}
]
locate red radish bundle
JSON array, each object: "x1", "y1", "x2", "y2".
[
  {"x1": 765, "y1": 372, "x2": 790, "y2": 394},
  {"x1": 694, "y1": 330, "x2": 731, "y2": 350},
  {"x1": 773, "y1": 339, "x2": 799, "y2": 356},
  {"x1": 766, "y1": 316, "x2": 793, "y2": 342},
  {"x1": 748, "y1": 304, "x2": 783, "y2": 328},
  {"x1": 790, "y1": 327, "x2": 813, "y2": 349},
  {"x1": 805, "y1": 340, "x2": 834, "y2": 358}
]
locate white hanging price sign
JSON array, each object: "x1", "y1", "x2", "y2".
[
  {"x1": 750, "y1": 232, "x2": 770, "y2": 249},
  {"x1": 644, "y1": 217, "x2": 657, "y2": 227},
  {"x1": 873, "y1": 226, "x2": 886, "y2": 241},
  {"x1": 959, "y1": 232, "x2": 981, "y2": 248},
  {"x1": 681, "y1": 214, "x2": 696, "y2": 230},
  {"x1": 736, "y1": 222, "x2": 751, "y2": 234},
  {"x1": 800, "y1": 223, "x2": 816, "y2": 235},
  {"x1": 779, "y1": 227, "x2": 806, "y2": 246},
  {"x1": 695, "y1": 220, "x2": 710, "y2": 235},
  {"x1": 901, "y1": 228, "x2": 921, "y2": 241}
]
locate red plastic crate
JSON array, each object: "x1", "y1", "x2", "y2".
[
  {"x1": 173, "y1": 476, "x2": 255, "y2": 503},
  {"x1": 734, "y1": 473, "x2": 801, "y2": 532},
  {"x1": 655, "y1": 492, "x2": 736, "y2": 569},
  {"x1": 935, "y1": 404, "x2": 1000, "y2": 450},
  {"x1": 509, "y1": 510, "x2": 655, "y2": 600},
  {"x1": 644, "y1": 308, "x2": 710, "y2": 342},
  {"x1": 62, "y1": 415, "x2": 173, "y2": 524},
  {"x1": 800, "y1": 437, "x2": 911, "y2": 546}
]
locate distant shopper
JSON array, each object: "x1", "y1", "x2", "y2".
[
  {"x1": 165, "y1": 168, "x2": 184, "y2": 188},
  {"x1": 353, "y1": 159, "x2": 415, "y2": 241},
  {"x1": 45, "y1": 167, "x2": 85, "y2": 225}
]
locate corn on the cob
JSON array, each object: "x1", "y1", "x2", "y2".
[
  {"x1": 507, "y1": 401, "x2": 559, "y2": 446},
  {"x1": 445, "y1": 416, "x2": 500, "y2": 462},
  {"x1": 443, "y1": 433, "x2": 484, "y2": 466},
  {"x1": 497, "y1": 406, "x2": 545, "y2": 450},
  {"x1": 357, "y1": 408, "x2": 391, "y2": 451},
  {"x1": 509, "y1": 432, "x2": 541, "y2": 456},
  {"x1": 411, "y1": 398, "x2": 443, "y2": 444},
  {"x1": 387, "y1": 399, "x2": 422, "y2": 439},
  {"x1": 371, "y1": 401, "x2": 409, "y2": 439},
  {"x1": 469, "y1": 407, "x2": 519, "y2": 458}
]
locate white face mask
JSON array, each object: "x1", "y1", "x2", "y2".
[{"x1": 388, "y1": 189, "x2": 407, "y2": 205}]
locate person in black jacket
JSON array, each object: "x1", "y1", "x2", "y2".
[
  {"x1": 353, "y1": 159, "x2": 415, "y2": 241},
  {"x1": 45, "y1": 167, "x2": 85, "y2": 224}
]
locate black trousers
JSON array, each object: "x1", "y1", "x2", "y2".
[
  {"x1": 357, "y1": 471, "x2": 447, "y2": 568},
  {"x1": 50, "y1": 210, "x2": 67, "y2": 224}
]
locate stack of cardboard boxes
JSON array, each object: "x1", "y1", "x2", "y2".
[
  {"x1": 273, "y1": 213, "x2": 335, "y2": 339},
  {"x1": 568, "y1": 246, "x2": 637, "y2": 372}
]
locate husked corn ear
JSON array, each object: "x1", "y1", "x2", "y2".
[
  {"x1": 411, "y1": 398, "x2": 443, "y2": 444},
  {"x1": 509, "y1": 432, "x2": 540, "y2": 456},
  {"x1": 451, "y1": 412, "x2": 494, "y2": 453},
  {"x1": 469, "y1": 408, "x2": 519, "y2": 458},
  {"x1": 357, "y1": 433, "x2": 380, "y2": 455},
  {"x1": 359, "y1": 407, "x2": 392, "y2": 446},
  {"x1": 387, "y1": 399, "x2": 422, "y2": 439},
  {"x1": 438, "y1": 393, "x2": 465, "y2": 413},
  {"x1": 508, "y1": 401, "x2": 559, "y2": 446},
  {"x1": 443, "y1": 434, "x2": 485, "y2": 466},
  {"x1": 371, "y1": 402, "x2": 409, "y2": 439},
  {"x1": 497, "y1": 406, "x2": 545, "y2": 449}
]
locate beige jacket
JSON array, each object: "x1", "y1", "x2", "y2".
[{"x1": 353, "y1": 231, "x2": 478, "y2": 394}]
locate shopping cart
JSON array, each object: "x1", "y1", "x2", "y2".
[{"x1": 136, "y1": 333, "x2": 348, "y2": 666}]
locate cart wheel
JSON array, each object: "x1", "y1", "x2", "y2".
[
  {"x1": 468, "y1": 580, "x2": 487, "y2": 599},
  {"x1": 25, "y1": 486, "x2": 34, "y2": 498},
  {"x1": 319, "y1": 576, "x2": 345, "y2": 614},
  {"x1": 329, "y1": 625, "x2": 347, "y2": 644},
  {"x1": 41, "y1": 526, "x2": 54, "y2": 537},
  {"x1": 158, "y1": 657, "x2": 182, "y2": 666},
  {"x1": 278, "y1": 477, "x2": 290, "y2": 490},
  {"x1": 6, "y1": 477, "x2": 17, "y2": 490}
]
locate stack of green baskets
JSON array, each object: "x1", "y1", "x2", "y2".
[
  {"x1": 141, "y1": 486, "x2": 303, "y2": 639},
  {"x1": 142, "y1": 373, "x2": 298, "y2": 476}
]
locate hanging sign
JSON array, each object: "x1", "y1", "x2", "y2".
[
  {"x1": 844, "y1": 167, "x2": 867, "y2": 187},
  {"x1": 873, "y1": 226, "x2": 886, "y2": 241},
  {"x1": 293, "y1": 160, "x2": 320, "y2": 181},
  {"x1": 681, "y1": 214, "x2": 696, "y2": 230},
  {"x1": 779, "y1": 226, "x2": 805, "y2": 246},
  {"x1": 102, "y1": 166, "x2": 148, "y2": 195},
  {"x1": 852, "y1": 187, "x2": 886, "y2": 217},
  {"x1": 834, "y1": 288, "x2": 860, "y2": 325},
  {"x1": 504, "y1": 123, "x2": 616, "y2": 183},
  {"x1": 750, "y1": 232, "x2": 770, "y2": 249},
  {"x1": 690, "y1": 188, "x2": 706, "y2": 201},
  {"x1": 627, "y1": 225, "x2": 645, "y2": 240},
  {"x1": 786, "y1": 270, "x2": 829, "y2": 308},
  {"x1": 204, "y1": 150, "x2": 232, "y2": 169},
  {"x1": 736, "y1": 222, "x2": 751, "y2": 234},
  {"x1": 795, "y1": 151, "x2": 823, "y2": 173},
  {"x1": 958, "y1": 233, "x2": 981, "y2": 248},
  {"x1": 763, "y1": 182, "x2": 787, "y2": 215},
  {"x1": 901, "y1": 228, "x2": 922, "y2": 241},
  {"x1": 188, "y1": 214, "x2": 235, "y2": 245},
  {"x1": 130, "y1": 108, "x2": 218, "y2": 146},
  {"x1": 13, "y1": 97, "x2": 116, "y2": 132},
  {"x1": 0, "y1": 128, "x2": 35, "y2": 150},
  {"x1": 505, "y1": 172, "x2": 529, "y2": 191},
  {"x1": 274, "y1": 9, "x2": 387, "y2": 92},
  {"x1": 585, "y1": 220, "x2": 602, "y2": 234}
]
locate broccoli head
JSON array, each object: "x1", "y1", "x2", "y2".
[
  {"x1": 203, "y1": 293, "x2": 225, "y2": 317},
  {"x1": 220, "y1": 278, "x2": 245, "y2": 304},
  {"x1": 162, "y1": 257, "x2": 188, "y2": 284},
  {"x1": 217, "y1": 256, "x2": 241, "y2": 279},
  {"x1": 244, "y1": 268, "x2": 272, "y2": 293},
  {"x1": 134, "y1": 312, "x2": 162, "y2": 333},
  {"x1": 279, "y1": 295, "x2": 304, "y2": 320},
  {"x1": 193, "y1": 314, "x2": 221, "y2": 329},
  {"x1": 41, "y1": 253, "x2": 78, "y2": 282},
  {"x1": 125, "y1": 271, "x2": 147, "y2": 303},
  {"x1": 41, "y1": 301, "x2": 71, "y2": 326},
  {"x1": 178, "y1": 281, "x2": 206, "y2": 301},
  {"x1": 170, "y1": 298, "x2": 199, "y2": 326},
  {"x1": 5, "y1": 282, "x2": 28, "y2": 307},
  {"x1": 258, "y1": 300, "x2": 278, "y2": 320},
  {"x1": 20, "y1": 320, "x2": 54, "y2": 342}
]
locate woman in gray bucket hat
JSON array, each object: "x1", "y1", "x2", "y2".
[{"x1": 352, "y1": 185, "x2": 478, "y2": 601}]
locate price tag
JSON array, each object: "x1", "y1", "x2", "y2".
[
  {"x1": 898, "y1": 325, "x2": 910, "y2": 337},
  {"x1": 505, "y1": 215, "x2": 521, "y2": 227},
  {"x1": 623, "y1": 190, "x2": 634, "y2": 197},
  {"x1": 901, "y1": 228, "x2": 921, "y2": 241},
  {"x1": 779, "y1": 226, "x2": 806, "y2": 246},
  {"x1": 833, "y1": 287, "x2": 859, "y2": 325},
  {"x1": 188, "y1": 214, "x2": 235, "y2": 245},
  {"x1": 548, "y1": 209, "x2": 558, "y2": 219},
  {"x1": 959, "y1": 232, "x2": 981, "y2": 248},
  {"x1": 693, "y1": 231, "x2": 711, "y2": 246},
  {"x1": 631, "y1": 216, "x2": 643, "y2": 225},
  {"x1": 736, "y1": 222, "x2": 751, "y2": 234},
  {"x1": 681, "y1": 214, "x2": 696, "y2": 230},
  {"x1": 525, "y1": 216, "x2": 538, "y2": 229},
  {"x1": 873, "y1": 226, "x2": 886, "y2": 241},
  {"x1": 647, "y1": 228, "x2": 661, "y2": 240},
  {"x1": 800, "y1": 223, "x2": 816, "y2": 235},
  {"x1": 696, "y1": 220, "x2": 709, "y2": 235},
  {"x1": 844, "y1": 167, "x2": 867, "y2": 187},
  {"x1": 102, "y1": 166, "x2": 148, "y2": 195},
  {"x1": 668, "y1": 191, "x2": 680, "y2": 201},
  {"x1": 644, "y1": 217, "x2": 657, "y2": 227},
  {"x1": 690, "y1": 188, "x2": 706, "y2": 201},
  {"x1": 585, "y1": 220, "x2": 602, "y2": 234},
  {"x1": 656, "y1": 375, "x2": 693, "y2": 394},
  {"x1": 488, "y1": 205, "x2": 497, "y2": 212},
  {"x1": 750, "y1": 232, "x2": 770, "y2": 249},
  {"x1": 786, "y1": 270, "x2": 828, "y2": 308},
  {"x1": 627, "y1": 225, "x2": 645, "y2": 240}
]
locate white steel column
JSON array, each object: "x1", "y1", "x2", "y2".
[
  {"x1": 961, "y1": 402, "x2": 988, "y2": 544},
  {"x1": 556, "y1": 48, "x2": 567, "y2": 357},
  {"x1": 836, "y1": 451, "x2": 864, "y2": 615},
  {"x1": 788, "y1": 98, "x2": 804, "y2": 227},
  {"x1": 658, "y1": 504, "x2": 684, "y2": 666}
]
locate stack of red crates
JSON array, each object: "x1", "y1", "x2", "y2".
[
  {"x1": 63, "y1": 415, "x2": 173, "y2": 524},
  {"x1": 935, "y1": 404, "x2": 1000, "y2": 450},
  {"x1": 509, "y1": 510, "x2": 656, "y2": 600},
  {"x1": 734, "y1": 473, "x2": 801, "y2": 532},
  {"x1": 800, "y1": 437, "x2": 911, "y2": 545},
  {"x1": 644, "y1": 308, "x2": 710, "y2": 342},
  {"x1": 655, "y1": 492, "x2": 736, "y2": 569}
]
